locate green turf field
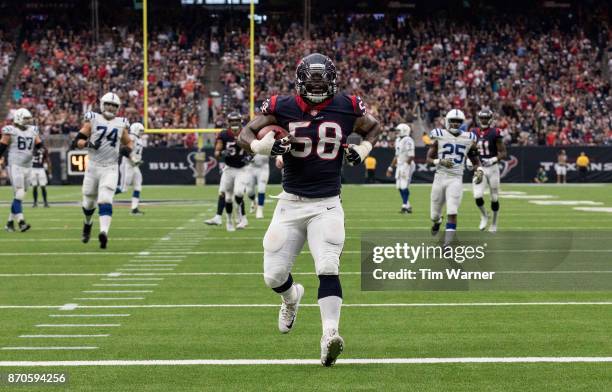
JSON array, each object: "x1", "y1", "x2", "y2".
[{"x1": 0, "y1": 184, "x2": 611, "y2": 391}]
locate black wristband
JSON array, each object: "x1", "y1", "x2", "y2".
[
  {"x1": 71, "y1": 132, "x2": 89, "y2": 149},
  {"x1": 120, "y1": 146, "x2": 132, "y2": 158}
]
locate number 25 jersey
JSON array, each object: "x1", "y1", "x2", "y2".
[
  {"x1": 429, "y1": 128, "x2": 477, "y2": 177},
  {"x1": 261, "y1": 94, "x2": 366, "y2": 198},
  {"x1": 85, "y1": 112, "x2": 129, "y2": 165}
]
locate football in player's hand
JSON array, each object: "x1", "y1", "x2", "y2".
[{"x1": 257, "y1": 125, "x2": 289, "y2": 140}]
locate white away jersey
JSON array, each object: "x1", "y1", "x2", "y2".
[
  {"x1": 85, "y1": 112, "x2": 129, "y2": 165},
  {"x1": 2, "y1": 124, "x2": 38, "y2": 167},
  {"x1": 430, "y1": 128, "x2": 476, "y2": 176},
  {"x1": 395, "y1": 136, "x2": 415, "y2": 165},
  {"x1": 129, "y1": 134, "x2": 144, "y2": 165},
  {"x1": 250, "y1": 154, "x2": 269, "y2": 168}
]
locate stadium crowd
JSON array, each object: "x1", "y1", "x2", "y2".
[
  {"x1": 2, "y1": 11, "x2": 610, "y2": 148},
  {"x1": 221, "y1": 14, "x2": 611, "y2": 147},
  {"x1": 0, "y1": 31, "x2": 16, "y2": 89},
  {"x1": 146, "y1": 28, "x2": 208, "y2": 147},
  {"x1": 7, "y1": 26, "x2": 143, "y2": 139}
]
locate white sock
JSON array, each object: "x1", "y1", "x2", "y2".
[
  {"x1": 8, "y1": 212, "x2": 14, "y2": 222},
  {"x1": 131, "y1": 197, "x2": 139, "y2": 210},
  {"x1": 492, "y1": 210, "x2": 499, "y2": 226},
  {"x1": 279, "y1": 284, "x2": 298, "y2": 304},
  {"x1": 15, "y1": 213, "x2": 24, "y2": 222},
  {"x1": 99, "y1": 215, "x2": 112, "y2": 233},
  {"x1": 477, "y1": 205, "x2": 487, "y2": 217},
  {"x1": 444, "y1": 228, "x2": 456, "y2": 246},
  {"x1": 318, "y1": 296, "x2": 342, "y2": 333}
]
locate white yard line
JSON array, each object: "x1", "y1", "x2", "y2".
[
  {"x1": 92, "y1": 284, "x2": 158, "y2": 287},
  {"x1": 19, "y1": 335, "x2": 109, "y2": 338},
  {"x1": 123, "y1": 264, "x2": 178, "y2": 267},
  {"x1": 73, "y1": 298, "x2": 145, "y2": 301},
  {"x1": 3, "y1": 249, "x2": 610, "y2": 256},
  {"x1": 2, "y1": 302, "x2": 609, "y2": 310},
  {"x1": 35, "y1": 324, "x2": 120, "y2": 327},
  {"x1": 1, "y1": 347, "x2": 98, "y2": 351},
  {"x1": 82, "y1": 291, "x2": 152, "y2": 293},
  {"x1": 117, "y1": 269, "x2": 175, "y2": 271},
  {"x1": 100, "y1": 278, "x2": 164, "y2": 281},
  {"x1": 0, "y1": 357, "x2": 610, "y2": 366},
  {"x1": 3, "y1": 271, "x2": 612, "y2": 278},
  {"x1": 49, "y1": 314, "x2": 130, "y2": 318}
]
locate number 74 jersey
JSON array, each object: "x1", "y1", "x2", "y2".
[
  {"x1": 85, "y1": 112, "x2": 129, "y2": 165},
  {"x1": 429, "y1": 128, "x2": 477, "y2": 177}
]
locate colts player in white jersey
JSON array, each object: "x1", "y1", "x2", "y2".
[
  {"x1": 72, "y1": 93, "x2": 133, "y2": 249},
  {"x1": 427, "y1": 109, "x2": 483, "y2": 246},
  {"x1": 387, "y1": 123, "x2": 415, "y2": 213},
  {"x1": 0, "y1": 108, "x2": 42, "y2": 232},
  {"x1": 245, "y1": 154, "x2": 270, "y2": 219},
  {"x1": 116, "y1": 122, "x2": 145, "y2": 215}
]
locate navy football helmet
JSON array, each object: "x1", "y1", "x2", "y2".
[
  {"x1": 227, "y1": 111, "x2": 242, "y2": 132},
  {"x1": 477, "y1": 108, "x2": 494, "y2": 128},
  {"x1": 295, "y1": 53, "x2": 338, "y2": 104}
]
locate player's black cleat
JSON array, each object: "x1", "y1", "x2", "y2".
[
  {"x1": 5, "y1": 221, "x2": 15, "y2": 232},
  {"x1": 130, "y1": 208, "x2": 144, "y2": 216},
  {"x1": 82, "y1": 223, "x2": 93, "y2": 243},
  {"x1": 32, "y1": 203, "x2": 38, "y2": 208},
  {"x1": 44, "y1": 203, "x2": 50, "y2": 208},
  {"x1": 18, "y1": 221, "x2": 31, "y2": 233},
  {"x1": 98, "y1": 232, "x2": 108, "y2": 249},
  {"x1": 431, "y1": 221, "x2": 441, "y2": 236},
  {"x1": 400, "y1": 207, "x2": 412, "y2": 214}
]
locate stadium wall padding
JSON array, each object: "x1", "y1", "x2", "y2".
[{"x1": 63, "y1": 147, "x2": 612, "y2": 185}]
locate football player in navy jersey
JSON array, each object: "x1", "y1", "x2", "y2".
[
  {"x1": 238, "y1": 53, "x2": 381, "y2": 367},
  {"x1": 470, "y1": 109, "x2": 506, "y2": 232},
  {"x1": 205, "y1": 112, "x2": 250, "y2": 231}
]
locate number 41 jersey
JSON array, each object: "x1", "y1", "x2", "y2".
[
  {"x1": 1, "y1": 124, "x2": 39, "y2": 167},
  {"x1": 261, "y1": 94, "x2": 366, "y2": 198},
  {"x1": 429, "y1": 128, "x2": 477, "y2": 177},
  {"x1": 85, "y1": 112, "x2": 129, "y2": 165}
]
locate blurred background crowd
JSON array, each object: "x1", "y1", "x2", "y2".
[{"x1": 0, "y1": 1, "x2": 610, "y2": 149}]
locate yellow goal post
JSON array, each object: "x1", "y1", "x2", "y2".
[{"x1": 141, "y1": 0, "x2": 256, "y2": 140}]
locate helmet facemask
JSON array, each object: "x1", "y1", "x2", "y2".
[
  {"x1": 446, "y1": 118, "x2": 464, "y2": 135},
  {"x1": 295, "y1": 55, "x2": 338, "y2": 104},
  {"x1": 227, "y1": 112, "x2": 242, "y2": 134},
  {"x1": 477, "y1": 112, "x2": 493, "y2": 128},
  {"x1": 102, "y1": 102, "x2": 119, "y2": 119}
]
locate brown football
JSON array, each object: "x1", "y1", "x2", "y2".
[{"x1": 257, "y1": 125, "x2": 289, "y2": 140}]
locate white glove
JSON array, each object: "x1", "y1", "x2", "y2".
[
  {"x1": 481, "y1": 157, "x2": 498, "y2": 167},
  {"x1": 473, "y1": 167, "x2": 484, "y2": 184},
  {"x1": 345, "y1": 141, "x2": 373, "y2": 166},
  {"x1": 434, "y1": 158, "x2": 454, "y2": 168},
  {"x1": 250, "y1": 132, "x2": 290, "y2": 156}
]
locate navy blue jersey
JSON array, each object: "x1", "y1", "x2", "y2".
[
  {"x1": 32, "y1": 148, "x2": 47, "y2": 169},
  {"x1": 471, "y1": 127, "x2": 502, "y2": 159},
  {"x1": 262, "y1": 94, "x2": 366, "y2": 198},
  {"x1": 217, "y1": 129, "x2": 246, "y2": 168}
]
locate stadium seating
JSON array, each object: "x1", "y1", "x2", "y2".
[{"x1": 4, "y1": 13, "x2": 611, "y2": 147}]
